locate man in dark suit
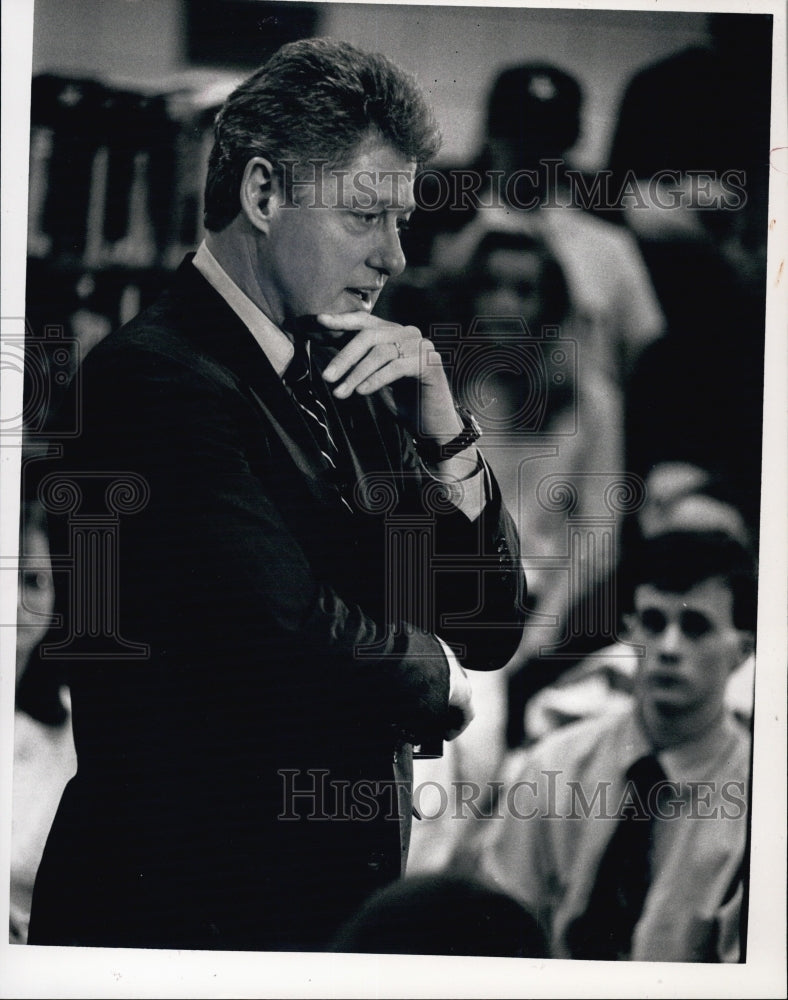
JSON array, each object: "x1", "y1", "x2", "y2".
[{"x1": 28, "y1": 38, "x2": 525, "y2": 951}]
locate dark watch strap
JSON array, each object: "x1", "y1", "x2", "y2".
[{"x1": 413, "y1": 405, "x2": 482, "y2": 464}]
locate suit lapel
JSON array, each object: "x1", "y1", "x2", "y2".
[
  {"x1": 168, "y1": 257, "x2": 347, "y2": 509},
  {"x1": 167, "y1": 257, "x2": 404, "y2": 515}
]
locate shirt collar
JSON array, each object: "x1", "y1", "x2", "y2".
[
  {"x1": 624, "y1": 707, "x2": 743, "y2": 785},
  {"x1": 192, "y1": 240, "x2": 294, "y2": 378},
  {"x1": 658, "y1": 714, "x2": 743, "y2": 784}
]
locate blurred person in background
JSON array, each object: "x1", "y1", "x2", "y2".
[
  {"x1": 11, "y1": 485, "x2": 76, "y2": 945},
  {"x1": 387, "y1": 61, "x2": 664, "y2": 394},
  {"x1": 608, "y1": 13, "x2": 771, "y2": 533},
  {"x1": 330, "y1": 873, "x2": 547, "y2": 958},
  {"x1": 481, "y1": 529, "x2": 756, "y2": 962}
]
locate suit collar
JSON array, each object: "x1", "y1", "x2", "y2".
[
  {"x1": 167, "y1": 255, "x2": 395, "y2": 512},
  {"x1": 169, "y1": 256, "x2": 336, "y2": 484},
  {"x1": 192, "y1": 241, "x2": 294, "y2": 378},
  {"x1": 167, "y1": 254, "x2": 283, "y2": 388}
]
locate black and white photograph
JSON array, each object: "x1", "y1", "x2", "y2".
[{"x1": 1, "y1": 1, "x2": 786, "y2": 997}]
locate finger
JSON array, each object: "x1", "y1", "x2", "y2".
[
  {"x1": 324, "y1": 327, "x2": 415, "y2": 384},
  {"x1": 332, "y1": 344, "x2": 409, "y2": 398},
  {"x1": 319, "y1": 317, "x2": 421, "y2": 383},
  {"x1": 322, "y1": 329, "x2": 381, "y2": 384},
  {"x1": 344, "y1": 351, "x2": 427, "y2": 398},
  {"x1": 316, "y1": 311, "x2": 376, "y2": 330},
  {"x1": 318, "y1": 312, "x2": 422, "y2": 337}
]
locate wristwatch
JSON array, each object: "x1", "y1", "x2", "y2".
[{"x1": 413, "y1": 405, "x2": 482, "y2": 464}]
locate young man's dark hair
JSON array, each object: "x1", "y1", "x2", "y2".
[
  {"x1": 204, "y1": 37, "x2": 441, "y2": 232},
  {"x1": 631, "y1": 529, "x2": 758, "y2": 632}
]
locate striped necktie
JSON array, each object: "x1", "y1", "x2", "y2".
[
  {"x1": 285, "y1": 339, "x2": 341, "y2": 469},
  {"x1": 284, "y1": 339, "x2": 353, "y2": 512}
]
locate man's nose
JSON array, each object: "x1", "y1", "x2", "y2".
[
  {"x1": 656, "y1": 620, "x2": 684, "y2": 659},
  {"x1": 368, "y1": 220, "x2": 406, "y2": 277}
]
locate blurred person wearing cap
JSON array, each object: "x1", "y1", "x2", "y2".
[{"x1": 408, "y1": 61, "x2": 665, "y2": 391}]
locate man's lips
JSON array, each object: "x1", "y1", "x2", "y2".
[
  {"x1": 645, "y1": 671, "x2": 691, "y2": 693},
  {"x1": 345, "y1": 286, "x2": 381, "y2": 309}
]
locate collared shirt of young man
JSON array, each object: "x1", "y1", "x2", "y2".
[{"x1": 480, "y1": 706, "x2": 749, "y2": 962}]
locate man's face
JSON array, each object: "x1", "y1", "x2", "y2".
[
  {"x1": 631, "y1": 578, "x2": 748, "y2": 735},
  {"x1": 473, "y1": 248, "x2": 545, "y2": 329},
  {"x1": 259, "y1": 138, "x2": 416, "y2": 326}
]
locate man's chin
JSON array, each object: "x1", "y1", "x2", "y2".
[
  {"x1": 644, "y1": 689, "x2": 701, "y2": 719},
  {"x1": 642, "y1": 679, "x2": 696, "y2": 714}
]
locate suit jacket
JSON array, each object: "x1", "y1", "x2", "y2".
[{"x1": 28, "y1": 257, "x2": 525, "y2": 951}]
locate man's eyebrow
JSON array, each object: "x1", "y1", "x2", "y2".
[{"x1": 351, "y1": 200, "x2": 416, "y2": 215}]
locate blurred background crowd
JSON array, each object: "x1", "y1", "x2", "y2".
[{"x1": 11, "y1": 1, "x2": 772, "y2": 958}]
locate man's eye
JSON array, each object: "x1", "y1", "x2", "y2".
[
  {"x1": 352, "y1": 212, "x2": 378, "y2": 225},
  {"x1": 19, "y1": 570, "x2": 53, "y2": 592},
  {"x1": 680, "y1": 610, "x2": 713, "y2": 639},
  {"x1": 638, "y1": 608, "x2": 667, "y2": 635},
  {"x1": 396, "y1": 218, "x2": 411, "y2": 234}
]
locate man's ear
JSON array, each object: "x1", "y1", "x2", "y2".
[
  {"x1": 622, "y1": 611, "x2": 638, "y2": 640},
  {"x1": 735, "y1": 629, "x2": 755, "y2": 668},
  {"x1": 239, "y1": 156, "x2": 283, "y2": 234}
]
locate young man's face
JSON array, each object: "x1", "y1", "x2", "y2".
[
  {"x1": 631, "y1": 577, "x2": 749, "y2": 739},
  {"x1": 259, "y1": 138, "x2": 416, "y2": 326}
]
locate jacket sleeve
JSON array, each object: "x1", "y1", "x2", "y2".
[{"x1": 391, "y1": 425, "x2": 527, "y2": 673}]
